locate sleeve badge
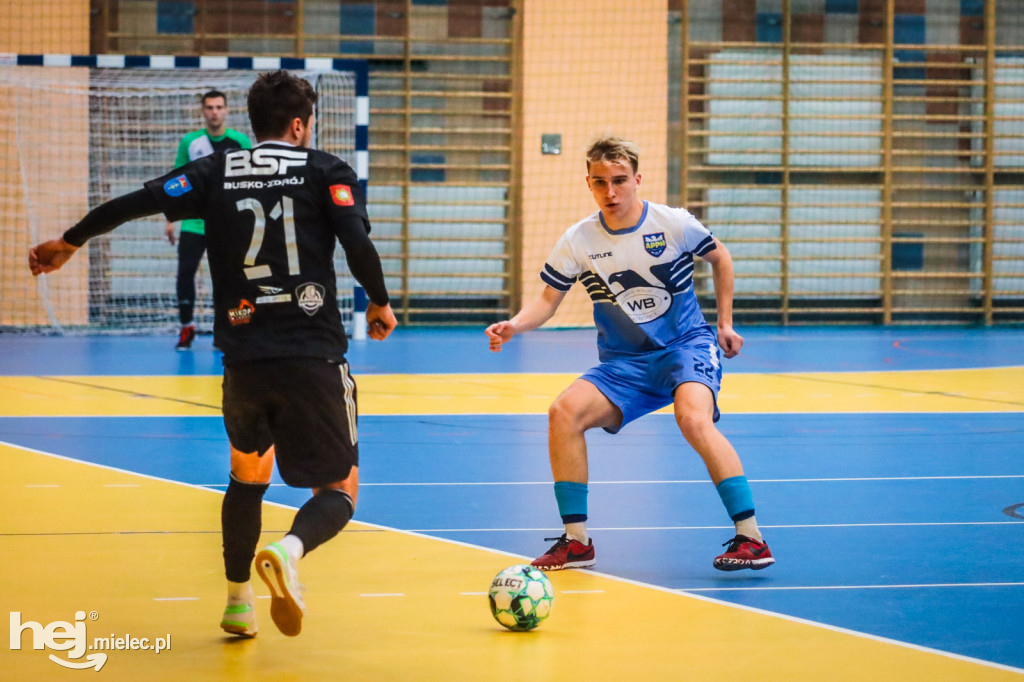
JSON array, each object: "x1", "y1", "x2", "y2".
[{"x1": 330, "y1": 184, "x2": 355, "y2": 206}]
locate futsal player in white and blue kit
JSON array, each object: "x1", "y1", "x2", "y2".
[{"x1": 485, "y1": 136, "x2": 774, "y2": 572}]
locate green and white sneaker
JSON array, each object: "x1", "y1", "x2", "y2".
[
  {"x1": 255, "y1": 542, "x2": 305, "y2": 637},
  {"x1": 220, "y1": 602, "x2": 258, "y2": 638}
]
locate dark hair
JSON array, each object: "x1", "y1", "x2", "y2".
[
  {"x1": 247, "y1": 71, "x2": 317, "y2": 140},
  {"x1": 201, "y1": 90, "x2": 227, "y2": 106}
]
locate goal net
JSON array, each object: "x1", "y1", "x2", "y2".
[{"x1": 0, "y1": 56, "x2": 366, "y2": 334}]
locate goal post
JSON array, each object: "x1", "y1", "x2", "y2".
[{"x1": 0, "y1": 53, "x2": 368, "y2": 335}]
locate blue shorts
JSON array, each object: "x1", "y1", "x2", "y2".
[{"x1": 581, "y1": 332, "x2": 723, "y2": 434}]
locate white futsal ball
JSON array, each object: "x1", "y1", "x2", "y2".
[{"x1": 488, "y1": 564, "x2": 555, "y2": 631}]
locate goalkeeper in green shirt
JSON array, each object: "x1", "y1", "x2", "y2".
[{"x1": 166, "y1": 90, "x2": 251, "y2": 350}]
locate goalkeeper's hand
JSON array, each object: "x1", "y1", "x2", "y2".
[{"x1": 29, "y1": 238, "x2": 79, "y2": 276}]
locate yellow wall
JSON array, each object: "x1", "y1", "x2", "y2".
[
  {"x1": 517, "y1": 0, "x2": 668, "y2": 327},
  {"x1": 0, "y1": 0, "x2": 91, "y2": 54},
  {"x1": 1, "y1": 70, "x2": 91, "y2": 327},
  {"x1": 0, "y1": 2, "x2": 91, "y2": 326}
]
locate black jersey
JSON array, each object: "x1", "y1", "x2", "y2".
[{"x1": 144, "y1": 143, "x2": 379, "y2": 365}]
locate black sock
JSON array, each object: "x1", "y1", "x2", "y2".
[
  {"x1": 221, "y1": 478, "x2": 269, "y2": 582},
  {"x1": 288, "y1": 490, "x2": 354, "y2": 556},
  {"x1": 178, "y1": 303, "x2": 194, "y2": 326}
]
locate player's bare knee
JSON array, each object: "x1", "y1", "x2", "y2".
[
  {"x1": 548, "y1": 398, "x2": 581, "y2": 434},
  {"x1": 230, "y1": 444, "x2": 274, "y2": 484},
  {"x1": 675, "y1": 410, "x2": 713, "y2": 442},
  {"x1": 230, "y1": 461, "x2": 273, "y2": 485}
]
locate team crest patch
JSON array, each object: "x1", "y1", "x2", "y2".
[
  {"x1": 296, "y1": 282, "x2": 326, "y2": 316},
  {"x1": 643, "y1": 232, "x2": 667, "y2": 257},
  {"x1": 330, "y1": 184, "x2": 354, "y2": 206},
  {"x1": 227, "y1": 299, "x2": 255, "y2": 326},
  {"x1": 164, "y1": 174, "x2": 192, "y2": 197}
]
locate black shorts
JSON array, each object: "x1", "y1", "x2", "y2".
[{"x1": 222, "y1": 357, "x2": 358, "y2": 488}]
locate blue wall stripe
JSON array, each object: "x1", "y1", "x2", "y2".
[{"x1": 6, "y1": 54, "x2": 370, "y2": 183}]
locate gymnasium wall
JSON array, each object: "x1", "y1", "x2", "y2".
[
  {"x1": 1, "y1": 1, "x2": 91, "y2": 327},
  {"x1": 0, "y1": 0, "x2": 90, "y2": 54},
  {"x1": 517, "y1": 0, "x2": 669, "y2": 327}
]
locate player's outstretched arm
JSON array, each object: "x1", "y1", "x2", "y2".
[
  {"x1": 28, "y1": 239, "x2": 79, "y2": 275},
  {"x1": 366, "y1": 301, "x2": 397, "y2": 341},
  {"x1": 702, "y1": 238, "x2": 744, "y2": 358},
  {"x1": 29, "y1": 188, "x2": 163, "y2": 277},
  {"x1": 485, "y1": 285, "x2": 566, "y2": 352}
]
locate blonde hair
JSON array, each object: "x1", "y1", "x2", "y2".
[{"x1": 585, "y1": 135, "x2": 639, "y2": 173}]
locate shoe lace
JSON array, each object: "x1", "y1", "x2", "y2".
[
  {"x1": 543, "y1": 534, "x2": 570, "y2": 547},
  {"x1": 720, "y1": 535, "x2": 748, "y2": 552}
]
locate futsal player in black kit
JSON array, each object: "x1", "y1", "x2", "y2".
[{"x1": 29, "y1": 70, "x2": 397, "y2": 639}]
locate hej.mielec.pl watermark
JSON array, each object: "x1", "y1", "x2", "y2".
[{"x1": 10, "y1": 610, "x2": 171, "y2": 671}]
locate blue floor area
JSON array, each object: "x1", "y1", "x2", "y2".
[
  {"x1": 3, "y1": 411, "x2": 1022, "y2": 669},
  {"x1": 3, "y1": 325, "x2": 1024, "y2": 375}
]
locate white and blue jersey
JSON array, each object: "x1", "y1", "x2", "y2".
[
  {"x1": 542, "y1": 200, "x2": 724, "y2": 430},
  {"x1": 541, "y1": 200, "x2": 718, "y2": 361}
]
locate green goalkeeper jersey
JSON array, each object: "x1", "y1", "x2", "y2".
[{"x1": 173, "y1": 128, "x2": 251, "y2": 235}]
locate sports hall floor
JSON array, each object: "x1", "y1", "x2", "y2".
[{"x1": 1, "y1": 326, "x2": 1022, "y2": 680}]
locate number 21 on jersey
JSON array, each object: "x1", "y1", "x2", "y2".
[{"x1": 236, "y1": 196, "x2": 300, "y2": 280}]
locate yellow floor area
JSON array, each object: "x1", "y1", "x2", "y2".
[
  {"x1": 3, "y1": 441, "x2": 1020, "y2": 681},
  {"x1": 1, "y1": 366, "x2": 1022, "y2": 417}
]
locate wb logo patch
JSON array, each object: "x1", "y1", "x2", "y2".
[{"x1": 643, "y1": 232, "x2": 667, "y2": 257}]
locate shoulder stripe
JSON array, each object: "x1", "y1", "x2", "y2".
[
  {"x1": 542, "y1": 264, "x2": 576, "y2": 287},
  {"x1": 693, "y1": 235, "x2": 716, "y2": 256},
  {"x1": 541, "y1": 270, "x2": 573, "y2": 292}
]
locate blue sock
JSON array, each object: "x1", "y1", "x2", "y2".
[
  {"x1": 553, "y1": 481, "x2": 588, "y2": 524},
  {"x1": 716, "y1": 475, "x2": 755, "y2": 522}
]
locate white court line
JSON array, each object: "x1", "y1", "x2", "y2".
[
  {"x1": 402, "y1": 520, "x2": 1022, "y2": 532},
  {"x1": 152, "y1": 597, "x2": 199, "y2": 601},
  {"x1": 680, "y1": 582, "x2": 1024, "y2": 592}
]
